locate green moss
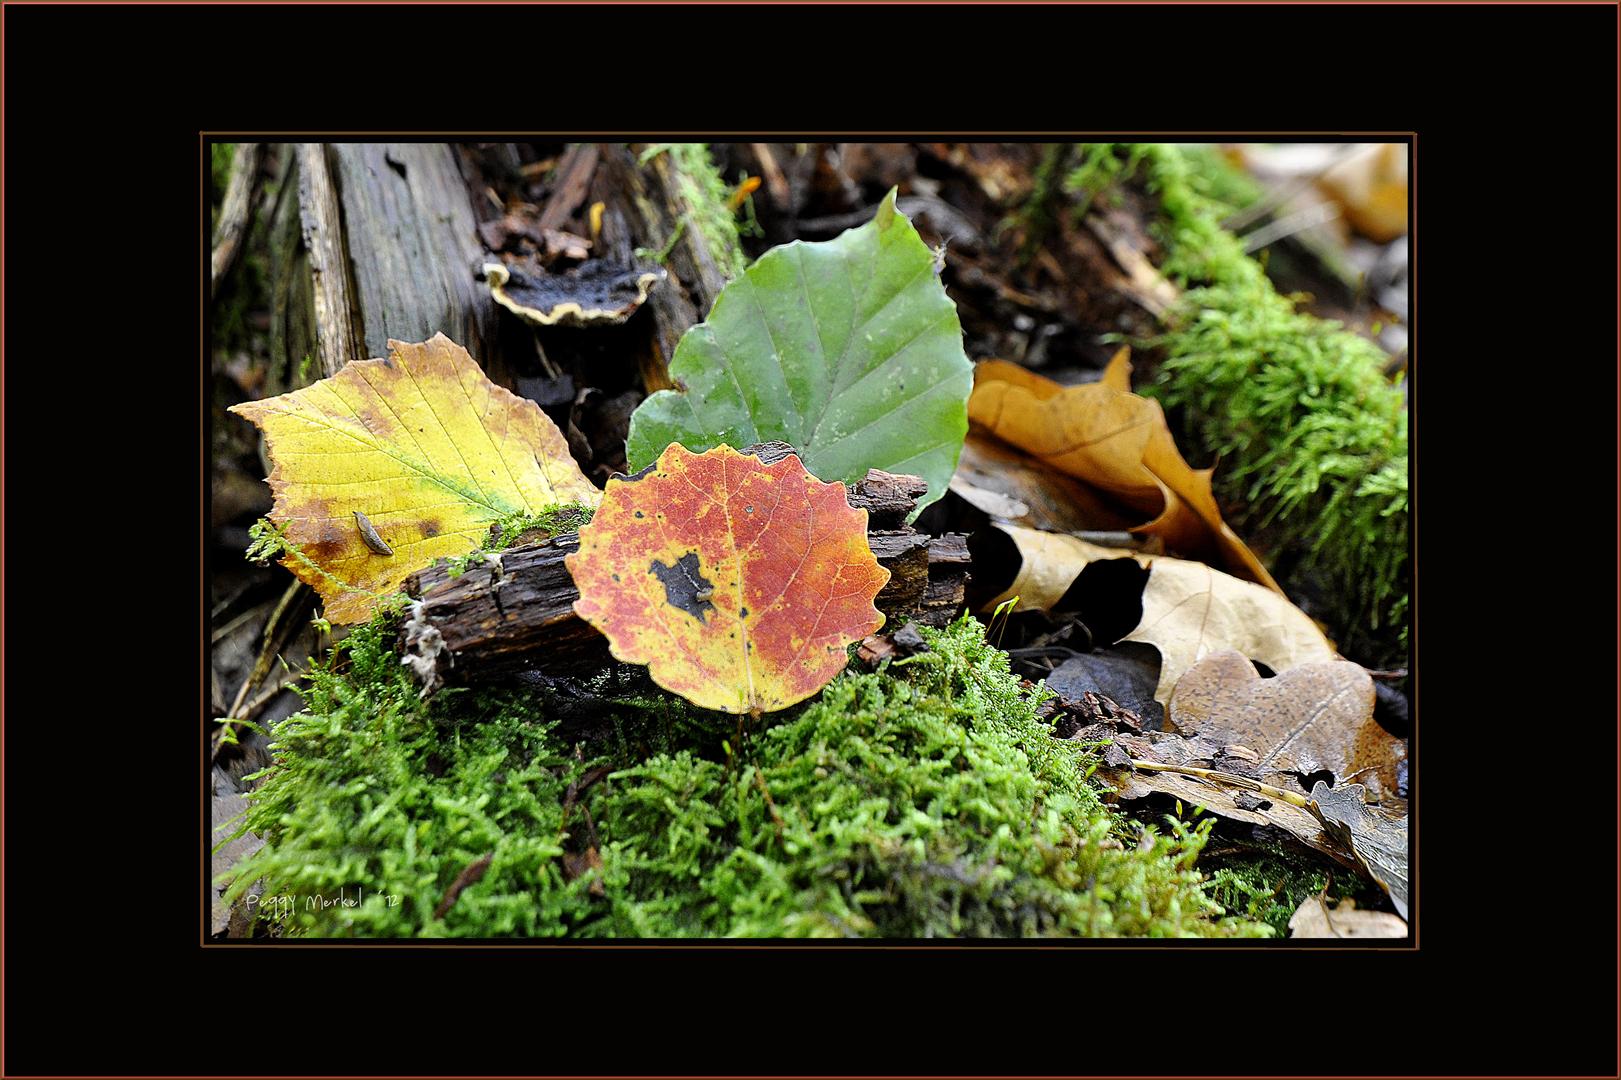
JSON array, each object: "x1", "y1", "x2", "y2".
[
  {"x1": 1064, "y1": 142, "x2": 1148, "y2": 218},
  {"x1": 443, "y1": 503, "x2": 597, "y2": 577},
  {"x1": 211, "y1": 142, "x2": 237, "y2": 217},
  {"x1": 220, "y1": 615, "x2": 1269, "y2": 939},
  {"x1": 1065, "y1": 144, "x2": 1409, "y2": 659},
  {"x1": 221, "y1": 618, "x2": 596, "y2": 937},
  {"x1": 1200, "y1": 841, "x2": 1371, "y2": 937},
  {"x1": 639, "y1": 143, "x2": 749, "y2": 279}
]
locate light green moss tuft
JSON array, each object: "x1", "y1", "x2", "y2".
[
  {"x1": 1066, "y1": 144, "x2": 1408, "y2": 657},
  {"x1": 640, "y1": 143, "x2": 749, "y2": 279},
  {"x1": 221, "y1": 615, "x2": 1269, "y2": 939}
]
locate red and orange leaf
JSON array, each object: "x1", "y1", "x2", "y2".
[
  {"x1": 567, "y1": 444, "x2": 889, "y2": 714},
  {"x1": 228, "y1": 333, "x2": 599, "y2": 623}
]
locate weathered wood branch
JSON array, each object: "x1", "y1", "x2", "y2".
[
  {"x1": 211, "y1": 142, "x2": 264, "y2": 294},
  {"x1": 295, "y1": 143, "x2": 364, "y2": 378},
  {"x1": 400, "y1": 463, "x2": 970, "y2": 692},
  {"x1": 270, "y1": 143, "x2": 515, "y2": 393}
]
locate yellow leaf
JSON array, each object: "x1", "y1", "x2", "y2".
[
  {"x1": 967, "y1": 348, "x2": 1280, "y2": 592},
  {"x1": 980, "y1": 522, "x2": 1331, "y2": 706},
  {"x1": 229, "y1": 333, "x2": 599, "y2": 623}
]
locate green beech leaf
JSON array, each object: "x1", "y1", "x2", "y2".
[{"x1": 625, "y1": 189, "x2": 972, "y2": 517}]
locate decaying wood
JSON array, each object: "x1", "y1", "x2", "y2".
[
  {"x1": 270, "y1": 143, "x2": 515, "y2": 393},
  {"x1": 847, "y1": 469, "x2": 929, "y2": 530},
  {"x1": 400, "y1": 465, "x2": 970, "y2": 692},
  {"x1": 295, "y1": 143, "x2": 364, "y2": 378},
  {"x1": 536, "y1": 144, "x2": 600, "y2": 231},
  {"x1": 211, "y1": 142, "x2": 264, "y2": 294},
  {"x1": 1083, "y1": 209, "x2": 1179, "y2": 318},
  {"x1": 591, "y1": 144, "x2": 734, "y2": 393},
  {"x1": 264, "y1": 142, "x2": 736, "y2": 403},
  {"x1": 327, "y1": 144, "x2": 503, "y2": 371}
]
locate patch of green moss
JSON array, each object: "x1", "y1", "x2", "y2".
[
  {"x1": 1065, "y1": 142, "x2": 1148, "y2": 218},
  {"x1": 221, "y1": 617, "x2": 596, "y2": 936},
  {"x1": 211, "y1": 142, "x2": 237, "y2": 220},
  {"x1": 443, "y1": 503, "x2": 597, "y2": 577},
  {"x1": 1065, "y1": 144, "x2": 1408, "y2": 660},
  {"x1": 220, "y1": 615, "x2": 1269, "y2": 939},
  {"x1": 1198, "y1": 840, "x2": 1372, "y2": 937},
  {"x1": 639, "y1": 143, "x2": 749, "y2": 279}
]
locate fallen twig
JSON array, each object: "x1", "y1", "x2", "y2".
[{"x1": 434, "y1": 853, "x2": 494, "y2": 919}]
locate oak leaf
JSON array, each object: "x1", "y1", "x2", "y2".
[
  {"x1": 229, "y1": 333, "x2": 599, "y2": 623},
  {"x1": 967, "y1": 348, "x2": 1279, "y2": 591},
  {"x1": 566, "y1": 444, "x2": 889, "y2": 714},
  {"x1": 1169, "y1": 650, "x2": 1402, "y2": 804}
]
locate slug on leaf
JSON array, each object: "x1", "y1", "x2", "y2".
[{"x1": 353, "y1": 510, "x2": 394, "y2": 557}]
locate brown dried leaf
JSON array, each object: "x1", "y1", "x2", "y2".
[
  {"x1": 967, "y1": 348, "x2": 1278, "y2": 591},
  {"x1": 1308, "y1": 781, "x2": 1409, "y2": 919},
  {"x1": 1289, "y1": 895, "x2": 1407, "y2": 939},
  {"x1": 979, "y1": 524, "x2": 1331, "y2": 705},
  {"x1": 1170, "y1": 651, "x2": 1402, "y2": 804},
  {"x1": 952, "y1": 419, "x2": 1142, "y2": 535},
  {"x1": 1128, "y1": 558, "x2": 1334, "y2": 706},
  {"x1": 1103, "y1": 751, "x2": 1343, "y2": 863}
]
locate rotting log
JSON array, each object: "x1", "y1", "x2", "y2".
[
  {"x1": 591, "y1": 144, "x2": 737, "y2": 393},
  {"x1": 264, "y1": 141, "x2": 735, "y2": 402},
  {"x1": 267, "y1": 142, "x2": 516, "y2": 392},
  {"x1": 400, "y1": 462, "x2": 970, "y2": 693},
  {"x1": 327, "y1": 144, "x2": 500, "y2": 369}
]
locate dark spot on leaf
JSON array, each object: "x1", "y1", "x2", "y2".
[
  {"x1": 634, "y1": 510, "x2": 645, "y2": 519},
  {"x1": 746, "y1": 505, "x2": 755, "y2": 513},
  {"x1": 649, "y1": 552, "x2": 716, "y2": 623},
  {"x1": 739, "y1": 607, "x2": 749, "y2": 618},
  {"x1": 611, "y1": 573, "x2": 620, "y2": 582}
]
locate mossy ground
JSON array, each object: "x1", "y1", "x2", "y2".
[
  {"x1": 1064, "y1": 144, "x2": 1409, "y2": 663},
  {"x1": 221, "y1": 612, "x2": 1271, "y2": 939}
]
